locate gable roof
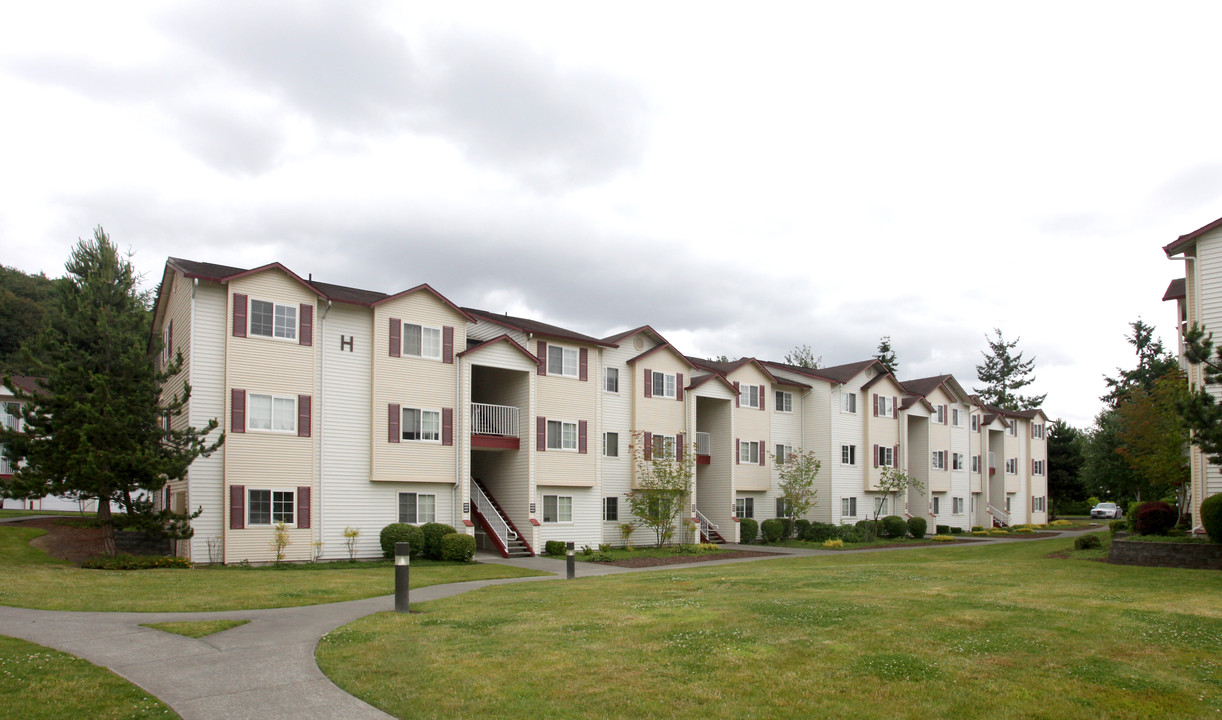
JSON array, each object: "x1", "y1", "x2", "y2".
[
  {"x1": 1163, "y1": 277, "x2": 1186, "y2": 302},
  {"x1": 307, "y1": 280, "x2": 388, "y2": 305},
  {"x1": 374, "y1": 284, "x2": 477, "y2": 322},
  {"x1": 1164, "y1": 215, "x2": 1222, "y2": 257},
  {"x1": 602, "y1": 325, "x2": 660, "y2": 345},
  {"x1": 628, "y1": 341, "x2": 698, "y2": 369},
  {"x1": 861, "y1": 371, "x2": 903, "y2": 392},
  {"x1": 2, "y1": 374, "x2": 43, "y2": 397},
  {"x1": 687, "y1": 372, "x2": 740, "y2": 395},
  {"x1": 457, "y1": 334, "x2": 541, "y2": 365},
  {"x1": 463, "y1": 307, "x2": 615, "y2": 347},
  {"x1": 686, "y1": 356, "x2": 803, "y2": 387},
  {"x1": 762, "y1": 358, "x2": 883, "y2": 385},
  {"x1": 166, "y1": 257, "x2": 248, "y2": 281},
  {"x1": 900, "y1": 374, "x2": 972, "y2": 404}
]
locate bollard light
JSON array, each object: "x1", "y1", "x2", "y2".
[
  {"x1": 395, "y1": 541, "x2": 410, "y2": 613},
  {"x1": 566, "y1": 541, "x2": 575, "y2": 580}
]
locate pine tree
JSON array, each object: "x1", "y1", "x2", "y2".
[
  {"x1": 1102, "y1": 319, "x2": 1179, "y2": 408},
  {"x1": 1046, "y1": 419, "x2": 1086, "y2": 509},
  {"x1": 973, "y1": 329, "x2": 1045, "y2": 410},
  {"x1": 0, "y1": 228, "x2": 224, "y2": 554},
  {"x1": 874, "y1": 336, "x2": 898, "y2": 375},
  {"x1": 1179, "y1": 323, "x2": 1222, "y2": 472}
]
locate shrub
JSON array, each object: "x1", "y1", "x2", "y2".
[
  {"x1": 855, "y1": 518, "x2": 882, "y2": 539},
  {"x1": 971, "y1": 526, "x2": 985, "y2": 532},
  {"x1": 948, "y1": 527, "x2": 963, "y2": 534},
  {"x1": 1108, "y1": 519, "x2": 1127, "y2": 536},
  {"x1": 988, "y1": 529, "x2": 1010, "y2": 536},
  {"x1": 696, "y1": 543, "x2": 721, "y2": 551},
  {"x1": 1087, "y1": 496, "x2": 1100, "y2": 508},
  {"x1": 581, "y1": 545, "x2": 594, "y2": 556},
  {"x1": 1202, "y1": 493, "x2": 1222, "y2": 543},
  {"x1": 1074, "y1": 534, "x2": 1101, "y2": 550},
  {"x1": 440, "y1": 533, "x2": 476, "y2": 562},
  {"x1": 935, "y1": 524, "x2": 951, "y2": 535},
  {"x1": 971, "y1": 530, "x2": 989, "y2": 536},
  {"x1": 1056, "y1": 499, "x2": 1091, "y2": 516},
  {"x1": 80, "y1": 554, "x2": 193, "y2": 570},
  {"x1": 598, "y1": 543, "x2": 611, "y2": 552},
  {"x1": 841, "y1": 529, "x2": 865, "y2": 544},
  {"x1": 931, "y1": 535, "x2": 955, "y2": 542},
  {"x1": 739, "y1": 518, "x2": 758, "y2": 543},
  {"x1": 802, "y1": 522, "x2": 837, "y2": 543},
  {"x1": 780, "y1": 518, "x2": 795, "y2": 539},
  {"x1": 1127, "y1": 501, "x2": 1143, "y2": 522},
  {"x1": 420, "y1": 523, "x2": 457, "y2": 560},
  {"x1": 1049, "y1": 519, "x2": 1073, "y2": 527},
  {"x1": 907, "y1": 517, "x2": 927, "y2": 538},
  {"x1": 379, "y1": 523, "x2": 421, "y2": 558},
  {"x1": 761, "y1": 518, "x2": 785, "y2": 543},
  {"x1": 1135, "y1": 502, "x2": 1177, "y2": 536},
  {"x1": 794, "y1": 519, "x2": 811, "y2": 539},
  {"x1": 822, "y1": 539, "x2": 844, "y2": 548},
  {"x1": 881, "y1": 515, "x2": 908, "y2": 539},
  {"x1": 590, "y1": 552, "x2": 614, "y2": 562},
  {"x1": 545, "y1": 540, "x2": 567, "y2": 556}
]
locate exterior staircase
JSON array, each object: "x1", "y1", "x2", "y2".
[
  {"x1": 470, "y1": 477, "x2": 534, "y2": 558},
  {"x1": 696, "y1": 509, "x2": 726, "y2": 544}
]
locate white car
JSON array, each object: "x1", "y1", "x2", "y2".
[{"x1": 1090, "y1": 502, "x2": 1123, "y2": 519}]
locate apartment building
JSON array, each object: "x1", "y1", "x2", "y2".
[{"x1": 150, "y1": 257, "x2": 1050, "y2": 562}]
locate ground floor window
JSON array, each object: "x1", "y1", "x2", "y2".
[
  {"x1": 604, "y1": 432, "x2": 619, "y2": 458},
  {"x1": 736, "y1": 497, "x2": 754, "y2": 519},
  {"x1": 602, "y1": 496, "x2": 618, "y2": 521},
  {"x1": 398, "y1": 492, "x2": 436, "y2": 524},
  {"x1": 874, "y1": 496, "x2": 887, "y2": 516},
  {"x1": 1032, "y1": 496, "x2": 1046, "y2": 512},
  {"x1": 932, "y1": 496, "x2": 940, "y2": 515},
  {"x1": 841, "y1": 496, "x2": 857, "y2": 517},
  {"x1": 543, "y1": 494, "x2": 573, "y2": 523},
  {"x1": 249, "y1": 489, "x2": 294, "y2": 525},
  {"x1": 953, "y1": 496, "x2": 964, "y2": 514},
  {"x1": 776, "y1": 497, "x2": 792, "y2": 517}
]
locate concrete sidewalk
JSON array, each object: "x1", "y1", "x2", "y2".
[{"x1": 0, "y1": 527, "x2": 1101, "y2": 720}]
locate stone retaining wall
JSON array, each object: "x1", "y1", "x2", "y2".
[
  {"x1": 115, "y1": 530, "x2": 172, "y2": 556},
  {"x1": 1108, "y1": 537, "x2": 1222, "y2": 570}
]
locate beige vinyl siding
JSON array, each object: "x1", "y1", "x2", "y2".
[
  {"x1": 730, "y1": 365, "x2": 771, "y2": 492},
  {"x1": 1029, "y1": 421, "x2": 1048, "y2": 524},
  {"x1": 600, "y1": 341, "x2": 635, "y2": 544},
  {"x1": 948, "y1": 402, "x2": 973, "y2": 531},
  {"x1": 926, "y1": 388, "x2": 953, "y2": 493},
  {"x1": 768, "y1": 384, "x2": 805, "y2": 521},
  {"x1": 537, "y1": 486, "x2": 601, "y2": 548},
  {"x1": 371, "y1": 292, "x2": 466, "y2": 485},
  {"x1": 466, "y1": 320, "x2": 526, "y2": 346},
  {"x1": 766, "y1": 370, "x2": 834, "y2": 525},
  {"x1": 906, "y1": 411, "x2": 931, "y2": 520},
  {"x1": 630, "y1": 351, "x2": 689, "y2": 488},
  {"x1": 535, "y1": 341, "x2": 598, "y2": 488},
  {"x1": 1195, "y1": 233, "x2": 1222, "y2": 509},
  {"x1": 1003, "y1": 421, "x2": 1020, "y2": 495},
  {"x1": 831, "y1": 376, "x2": 868, "y2": 524},
  {"x1": 864, "y1": 376, "x2": 903, "y2": 492},
  {"x1": 694, "y1": 384, "x2": 735, "y2": 541},
  {"x1": 224, "y1": 270, "x2": 320, "y2": 563},
  {"x1": 186, "y1": 280, "x2": 227, "y2": 561}
]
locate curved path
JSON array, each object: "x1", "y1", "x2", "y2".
[{"x1": 0, "y1": 528, "x2": 1099, "y2": 720}]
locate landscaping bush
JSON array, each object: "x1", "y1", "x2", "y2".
[
  {"x1": 794, "y1": 519, "x2": 811, "y2": 539},
  {"x1": 1056, "y1": 500, "x2": 1091, "y2": 516},
  {"x1": 907, "y1": 517, "x2": 927, "y2": 539},
  {"x1": 949, "y1": 526, "x2": 963, "y2": 534},
  {"x1": 855, "y1": 519, "x2": 882, "y2": 539},
  {"x1": 822, "y1": 539, "x2": 844, "y2": 548},
  {"x1": 1074, "y1": 534, "x2": 1101, "y2": 550},
  {"x1": 1108, "y1": 519, "x2": 1127, "y2": 536},
  {"x1": 80, "y1": 554, "x2": 193, "y2": 570},
  {"x1": 780, "y1": 518, "x2": 795, "y2": 539},
  {"x1": 761, "y1": 518, "x2": 785, "y2": 543},
  {"x1": 881, "y1": 515, "x2": 908, "y2": 539},
  {"x1": 936, "y1": 524, "x2": 951, "y2": 535},
  {"x1": 1135, "y1": 502, "x2": 1177, "y2": 536},
  {"x1": 802, "y1": 522, "x2": 837, "y2": 543},
  {"x1": 841, "y1": 529, "x2": 865, "y2": 544},
  {"x1": 931, "y1": 535, "x2": 955, "y2": 542},
  {"x1": 739, "y1": 518, "x2": 758, "y2": 543},
  {"x1": 440, "y1": 533, "x2": 476, "y2": 562},
  {"x1": 1127, "y1": 501, "x2": 1143, "y2": 522},
  {"x1": 590, "y1": 552, "x2": 614, "y2": 562},
  {"x1": 545, "y1": 540, "x2": 566, "y2": 556},
  {"x1": 379, "y1": 523, "x2": 422, "y2": 558},
  {"x1": 1201, "y1": 493, "x2": 1222, "y2": 543},
  {"x1": 419, "y1": 523, "x2": 457, "y2": 560}
]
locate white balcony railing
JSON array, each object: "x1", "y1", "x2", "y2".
[
  {"x1": 695, "y1": 432, "x2": 711, "y2": 455},
  {"x1": 471, "y1": 403, "x2": 519, "y2": 437}
]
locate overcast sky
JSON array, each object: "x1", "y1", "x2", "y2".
[{"x1": 3, "y1": 1, "x2": 1219, "y2": 428}]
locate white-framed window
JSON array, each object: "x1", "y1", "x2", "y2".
[
  {"x1": 841, "y1": 497, "x2": 857, "y2": 517},
  {"x1": 1006, "y1": 420, "x2": 1017, "y2": 436},
  {"x1": 1033, "y1": 496, "x2": 1046, "y2": 512},
  {"x1": 776, "y1": 497, "x2": 793, "y2": 518},
  {"x1": 249, "y1": 394, "x2": 296, "y2": 433},
  {"x1": 603, "y1": 496, "x2": 618, "y2": 521},
  {"x1": 547, "y1": 420, "x2": 578, "y2": 451},
  {"x1": 775, "y1": 444, "x2": 793, "y2": 464},
  {"x1": 548, "y1": 346, "x2": 579, "y2": 377},
  {"x1": 970, "y1": 414, "x2": 980, "y2": 432},
  {"x1": 162, "y1": 325, "x2": 172, "y2": 364},
  {"x1": 250, "y1": 299, "x2": 297, "y2": 340},
  {"x1": 604, "y1": 432, "x2": 619, "y2": 458},
  {"x1": 952, "y1": 408, "x2": 962, "y2": 426},
  {"x1": 1032, "y1": 423, "x2": 1044, "y2": 439},
  {"x1": 953, "y1": 496, "x2": 964, "y2": 514},
  {"x1": 935, "y1": 405, "x2": 947, "y2": 424},
  {"x1": 403, "y1": 323, "x2": 441, "y2": 359},
  {"x1": 542, "y1": 495, "x2": 573, "y2": 523},
  {"x1": 652, "y1": 434, "x2": 676, "y2": 459},
  {"x1": 971, "y1": 455, "x2": 980, "y2": 473},
  {"x1": 874, "y1": 496, "x2": 888, "y2": 515},
  {"x1": 1005, "y1": 457, "x2": 1017, "y2": 474},
  {"x1": 398, "y1": 492, "x2": 436, "y2": 524},
  {"x1": 775, "y1": 390, "x2": 793, "y2": 412},
  {"x1": 841, "y1": 392, "x2": 857, "y2": 413},
  {"x1": 736, "y1": 497, "x2": 754, "y2": 519},
  {"x1": 740, "y1": 384, "x2": 760, "y2": 408},
  {"x1": 877, "y1": 395, "x2": 893, "y2": 417},
  {"x1": 739, "y1": 440, "x2": 760, "y2": 464},
  {"x1": 953, "y1": 452, "x2": 964, "y2": 471},
  {"x1": 604, "y1": 367, "x2": 619, "y2": 393},
  {"x1": 652, "y1": 371, "x2": 677, "y2": 399},
  {"x1": 841, "y1": 444, "x2": 857, "y2": 465},
  {"x1": 1005, "y1": 496, "x2": 1012, "y2": 513},
  {"x1": 402, "y1": 408, "x2": 441, "y2": 442},
  {"x1": 1032, "y1": 459, "x2": 1045, "y2": 475},
  {"x1": 932, "y1": 496, "x2": 941, "y2": 515},
  {"x1": 877, "y1": 445, "x2": 895, "y2": 467},
  {"x1": 249, "y1": 489, "x2": 294, "y2": 525},
  {"x1": 931, "y1": 450, "x2": 947, "y2": 470}
]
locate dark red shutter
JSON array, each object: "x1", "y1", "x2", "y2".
[
  {"x1": 644, "y1": 431, "x2": 653, "y2": 460},
  {"x1": 299, "y1": 304, "x2": 313, "y2": 346},
  {"x1": 230, "y1": 485, "x2": 245, "y2": 529},
  {"x1": 873, "y1": 394, "x2": 878, "y2": 417},
  {"x1": 443, "y1": 326, "x2": 454, "y2": 364},
  {"x1": 644, "y1": 368, "x2": 652, "y2": 398},
  {"x1": 873, "y1": 444, "x2": 879, "y2": 468},
  {"x1": 442, "y1": 407, "x2": 453, "y2": 446},
  {"x1": 537, "y1": 341, "x2": 548, "y2": 375},
  {"x1": 231, "y1": 389, "x2": 246, "y2": 433},
  {"x1": 676, "y1": 373, "x2": 684, "y2": 401},
  {"x1": 735, "y1": 438, "x2": 740, "y2": 464},
  {"x1": 760, "y1": 385, "x2": 766, "y2": 411},
  {"x1": 297, "y1": 395, "x2": 311, "y2": 437},
  {"x1": 233, "y1": 294, "x2": 247, "y2": 337},
  {"x1": 167, "y1": 320, "x2": 173, "y2": 361},
  {"x1": 578, "y1": 420, "x2": 588, "y2": 454},
  {"x1": 892, "y1": 397, "x2": 898, "y2": 419},
  {"x1": 388, "y1": 404, "x2": 400, "y2": 443},
  {"x1": 579, "y1": 348, "x2": 588, "y2": 381},
  {"x1": 676, "y1": 432, "x2": 684, "y2": 461},
  {"x1": 389, "y1": 318, "x2": 401, "y2": 357},
  {"x1": 759, "y1": 439, "x2": 766, "y2": 466},
  {"x1": 734, "y1": 381, "x2": 740, "y2": 407},
  {"x1": 536, "y1": 416, "x2": 547, "y2": 451},
  {"x1": 297, "y1": 486, "x2": 311, "y2": 529}
]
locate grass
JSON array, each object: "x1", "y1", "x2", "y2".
[
  {"x1": 140, "y1": 620, "x2": 250, "y2": 638},
  {"x1": 569, "y1": 545, "x2": 738, "y2": 562},
  {"x1": 0, "y1": 525, "x2": 549, "y2": 612},
  {"x1": 0, "y1": 635, "x2": 179, "y2": 719},
  {"x1": 1117, "y1": 534, "x2": 1215, "y2": 544},
  {"x1": 0, "y1": 509, "x2": 94, "y2": 519},
  {"x1": 318, "y1": 534, "x2": 1222, "y2": 720}
]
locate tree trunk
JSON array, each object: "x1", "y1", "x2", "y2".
[{"x1": 97, "y1": 501, "x2": 117, "y2": 556}]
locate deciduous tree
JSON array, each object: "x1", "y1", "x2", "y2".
[
  {"x1": 1116, "y1": 370, "x2": 1189, "y2": 512},
  {"x1": 774, "y1": 448, "x2": 820, "y2": 522},
  {"x1": 625, "y1": 432, "x2": 694, "y2": 548},
  {"x1": 784, "y1": 344, "x2": 821, "y2": 369}
]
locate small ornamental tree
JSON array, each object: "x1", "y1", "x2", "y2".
[
  {"x1": 870, "y1": 466, "x2": 924, "y2": 539},
  {"x1": 774, "y1": 448, "x2": 820, "y2": 524},
  {"x1": 625, "y1": 431, "x2": 694, "y2": 548}
]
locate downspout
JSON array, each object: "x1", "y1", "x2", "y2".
[
  {"x1": 319, "y1": 299, "x2": 331, "y2": 557},
  {"x1": 190, "y1": 278, "x2": 198, "y2": 560},
  {"x1": 454, "y1": 351, "x2": 461, "y2": 530}
]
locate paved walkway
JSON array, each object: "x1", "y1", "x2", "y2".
[{"x1": 0, "y1": 527, "x2": 1102, "y2": 720}]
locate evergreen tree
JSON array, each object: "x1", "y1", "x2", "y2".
[
  {"x1": 1102, "y1": 319, "x2": 1179, "y2": 408},
  {"x1": 783, "y1": 344, "x2": 821, "y2": 369},
  {"x1": 1046, "y1": 419, "x2": 1086, "y2": 509},
  {"x1": 1081, "y1": 409, "x2": 1145, "y2": 502},
  {"x1": 1179, "y1": 323, "x2": 1222, "y2": 472},
  {"x1": 0, "y1": 228, "x2": 223, "y2": 554},
  {"x1": 973, "y1": 328, "x2": 1045, "y2": 410},
  {"x1": 874, "y1": 336, "x2": 898, "y2": 375},
  {"x1": 0, "y1": 265, "x2": 66, "y2": 372},
  {"x1": 1116, "y1": 370, "x2": 1189, "y2": 509}
]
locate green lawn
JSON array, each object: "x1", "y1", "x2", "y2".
[
  {"x1": 0, "y1": 635, "x2": 179, "y2": 719},
  {"x1": 0, "y1": 508, "x2": 94, "y2": 519},
  {"x1": 0, "y1": 525, "x2": 549, "y2": 612},
  {"x1": 568, "y1": 545, "x2": 741, "y2": 562},
  {"x1": 318, "y1": 533, "x2": 1222, "y2": 720},
  {"x1": 140, "y1": 620, "x2": 250, "y2": 638}
]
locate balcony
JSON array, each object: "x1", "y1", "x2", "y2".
[
  {"x1": 471, "y1": 403, "x2": 520, "y2": 450},
  {"x1": 695, "y1": 432, "x2": 711, "y2": 464}
]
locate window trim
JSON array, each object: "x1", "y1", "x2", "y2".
[
  {"x1": 1005, "y1": 457, "x2": 1018, "y2": 475},
  {"x1": 874, "y1": 496, "x2": 888, "y2": 516},
  {"x1": 402, "y1": 322, "x2": 443, "y2": 360},
  {"x1": 932, "y1": 496, "x2": 940, "y2": 515},
  {"x1": 548, "y1": 346, "x2": 579, "y2": 378},
  {"x1": 877, "y1": 445, "x2": 895, "y2": 468},
  {"x1": 249, "y1": 298, "x2": 298, "y2": 341},
  {"x1": 248, "y1": 393, "x2": 297, "y2": 434},
  {"x1": 775, "y1": 444, "x2": 793, "y2": 464},
  {"x1": 651, "y1": 371, "x2": 677, "y2": 399},
  {"x1": 248, "y1": 488, "x2": 295, "y2": 526},
  {"x1": 841, "y1": 444, "x2": 857, "y2": 466},
  {"x1": 952, "y1": 452, "x2": 964, "y2": 471},
  {"x1": 736, "y1": 497, "x2": 755, "y2": 519},
  {"x1": 401, "y1": 407, "x2": 442, "y2": 442},
  {"x1": 603, "y1": 431, "x2": 619, "y2": 458},
  {"x1": 841, "y1": 496, "x2": 857, "y2": 517},
  {"x1": 543, "y1": 494, "x2": 573, "y2": 523},
  {"x1": 931, "y1": 450, "x2": 946, "y2": 470},
  {"x1": 877, "y1": 395, "x2": 893, "y2": 417},
  {"x1": 546, "y1": 420, "x2": 579, "y2": 451},
  {"x1": 740, "y1": 384, "x2": 761, "y2": 409},
  {"x1": 841, "y1": 391, "x2": 857, "y2": 414},
  {"x1": 602, "y1": 496, "x2": 619, "y2": 522},
  {"x1": 398, "y1": 491, "x2": 437, "y2": 525},
  {"x1": 774, "y1": 390, "x2": 793, "y2": 413},
  {"x1": 604, "y1": 367, "x2": 619, "y2": 393},
  {"x1": 953, "y1": 496, "x2": 964, "y2": 515},
  {"x1": 739, "y1": 440, "x2": 760, "y2": 464}
]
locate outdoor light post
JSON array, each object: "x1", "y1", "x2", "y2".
[
  {"x1": 395, "y1": 542, "x2": 410, "y2": 613},
  {"x1": 566, "y1": 541, "x2": 575, "y2": 580}
]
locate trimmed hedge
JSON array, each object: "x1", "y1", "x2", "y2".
[
  {"x1": 379, "y1": 523, "x2": 422, "y2": 558},
  {"x1": 545, "y1": 540, "x2": 567, "y2": 556},
  {"x1": 80, "y1": 554, "x2": 193, "y2": 570},
  {"x1": 1202, "y1": 493, "x2": 1222, "y2": 544},
  {"x1": 780, "y1": 518, "x2": 795, "y2": 539},
  {"x1": 1074, "y1": 534, "x2": 1102, "y2": 550},
  {"x1": 907, "y1": 517, "x2": 927, "y2": 539},
  {"x1": 794, "y1": 519, "x2": 811, "y2": 539},
  {"x1": 1135, "y1": 502, "x2": 1176, "y2": 536},
  {"x1": 440, "y1": 533, "x2": 476, "y2": 562},
  {"x1": 881, "y1": 515, "x2": 908, "y2": 539},
  {"x1": 761, "y1": 518, "x2": 785, "y2": 543},
  {"x1": 420, "y1": 523, "x2": 458, "y2": 560},
  {"x1": 936, "y1": 524, "x2": 951, "y2": 535},
  {"x1": 801, "y1": 522, "x2": 837, "y2": 543},
  {"x1": 739, "y1": 518, "x2": 758, "y2": 543}
]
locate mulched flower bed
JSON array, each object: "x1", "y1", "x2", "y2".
[{"x1": 603, "y1": 550, "x2": 782, "y2": 568}]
